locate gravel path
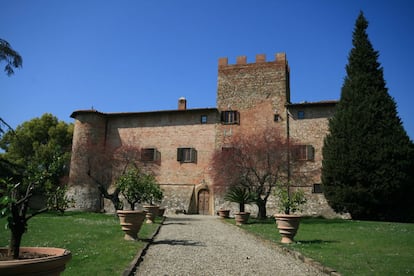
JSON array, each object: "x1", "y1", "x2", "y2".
[{"x1": 134, "y1": 215, "x2": 325, "y2": 276}]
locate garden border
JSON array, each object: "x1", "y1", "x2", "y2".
[
  {"x1": 122, "y1": 216, "x2": 166, "y2": 276},
  {"x1": 220, "y1": 218, "x2": 341, "y2": 276}
]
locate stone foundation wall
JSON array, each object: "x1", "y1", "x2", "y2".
[{"x1": 68, "y1": 53, "x2": 343, "y2": 218}]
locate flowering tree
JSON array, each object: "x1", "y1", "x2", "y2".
[{"x1": 211, "y1": 126, "x2": 310, "y2": 219}]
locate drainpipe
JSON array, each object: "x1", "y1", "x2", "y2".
[{"x1": 286, "y1": 106, "x2": 291, "y2": 214}]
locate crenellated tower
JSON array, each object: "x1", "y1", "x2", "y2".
[{"x1": 216, "y1": 53, "x2": 290, "y2": 142}]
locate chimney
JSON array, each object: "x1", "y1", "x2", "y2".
[{"x1": 178, "y1": 97, "x2": 187, "y2": 110}]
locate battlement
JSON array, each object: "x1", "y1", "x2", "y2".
[{"x1": 218, "y1": 53, "x2": 287, "y2": 67}]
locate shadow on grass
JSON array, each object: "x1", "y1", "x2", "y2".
[
  {"x1": 244, "y1": 217, "x2": 350, "y2": 226},
  {"x1": 300, "y1": 217, "x2": 350, "y2": 225},
  {"x1": 295, "y1": 239, "x2": 340, "y2": 244}
]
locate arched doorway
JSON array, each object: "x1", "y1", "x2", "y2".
[{"x1": 198, "y1": 189, "x2": 210, "y2": 215}]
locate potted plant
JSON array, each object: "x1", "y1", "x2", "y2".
[
  {"x1": 141, "y1": 174, "x2": 163, "y2": 224},
  {"x1": 0, "y1": 180, "x2": 72, "y2": 275},
  {"x1": 274, "y1": 185, "x2": 306, "y2": 243},
  {"x1": 115, "y1": 168, "x2": 147, "y2": 240},
  {"x1": 224, "y1": 185, "x2": 256, "y2": 225},
  {"x1": 217, "y1": 208, "x2": 230, "y2": 219}
]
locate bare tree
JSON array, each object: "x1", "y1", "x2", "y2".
[
  {"x1": 211, "y1": 126, "x2": 309, "y2": 219},
  {"x1": 84, "y1": 143, "x2": 160, "y2": 211},
  {"x1": 85, "y1": 143, "x2": 138, "y2": 211}
]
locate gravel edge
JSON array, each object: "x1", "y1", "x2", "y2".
[
  {"x1": 217, "y1": 219, "x2": 341, "y2": 276},
  {"x1": 122, "y1": 216, "x2": 166, "y2": 276},
  {"x1": 125, "y1": 216, "x2": 341, "y2": 276}
]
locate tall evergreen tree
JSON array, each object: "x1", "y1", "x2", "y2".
[{"x1": 322, "y1": 12, "x2": 414, "y2": 222}]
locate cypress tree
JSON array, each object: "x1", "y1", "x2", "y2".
[{"x1": 322, "y1": 12, "x2": 414, "y2": 222}]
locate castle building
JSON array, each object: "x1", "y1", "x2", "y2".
[{"x1": 68, "y1": 53, "x2": 340, "y2": 217}]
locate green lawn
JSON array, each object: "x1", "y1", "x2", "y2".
[
  {"x1": 230, "y1": 217, "x2": 414, "y2": 275},
  {"x1": 0, "y1": 212, "x2": 160, "y2": 275}
]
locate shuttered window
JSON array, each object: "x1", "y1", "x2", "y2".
[
  {"x1": 221, "y1": 111, "x2": 240, "y2": 124},
  {"x1": 177, "y1": 148, "x2": 197, "y2": 163},
  {"x1": 292, "y1": 145, "x2": 315, "y2": 161},
  {"x1": 141, "y1": 148, "x2": 160, "y2": 162}
]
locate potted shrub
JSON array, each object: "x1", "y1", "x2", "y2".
[
  {"x1": 141, "y1": 174, "x2": 163, "y2": 224},
  {"x1": 224, "y1": 186, "x2": 256, "y2": 225},
  {"x1": 115, "y1": 168, "x2": 147, "y2": 240},
  {"x1": 0, "y1": 180, "x2": 72, "y2": 275},
  {"x1": 274, "y1": 185, "x2": 306, "y2": 243},
  {"x1": 217, "y1": 208, "x2": 230, "y2": 219}
]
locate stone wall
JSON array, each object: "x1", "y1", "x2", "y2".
[
  {"x1": 69, "y1": 108, "x2": 219, "y2": 214},
  {"x1": 68, "y1": 53, "x2": 345, "y2": 218},
  {"x1": 67, "y1": 111, "x2": 107, "y2": 211}
]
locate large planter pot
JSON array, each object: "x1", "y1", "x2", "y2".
[
  {"x1": 0, "y1": 247, "x2": 71, "y2": 276},
  {"x1": 117, "y1": 210, "x2": 146, "y2": 240},
  {"x1": 218, "y1": 209, "x2": 230, "y2": 219},
  {"x1": 234, "y1": 212, "x2": 250, "y2": 225},
  {"x1": 274, "y1": 214, "x2": 301, "y2": 244},
  {"x1": 143, "y1": 205, "x2": 160, "y2": 224}
]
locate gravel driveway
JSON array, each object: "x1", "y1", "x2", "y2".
[{"x1": 134, "y1": 215, "x2": 325, "y2": 276}]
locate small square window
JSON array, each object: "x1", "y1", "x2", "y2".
[
  {"x1": 274, "y1": 114, "x2": 281, "y2": 122},
  {"x1": 201, "y1": 115, "x2": 207, "y2": 124},
  {"x1": 221, "y1": 110, "x2": 240, "y2": 124},
  {"x1": 221, "y1": 146, "x2": 235, "y2": 153},
  {"x1": 297, "y1": 111, "x2": 305, "y2": 120},
  {"x1": 313, "y1": 183, "x2": 323, "y2": 194},
  {"x1": 141, "y1": 148, "x2": 160, "y2": 162},
  {"x1": 292, "y1": 145, "x2": 314, "y2": 161},
  {"x1": 177, "y1": 148, "x2": 197, "y2": 163}
]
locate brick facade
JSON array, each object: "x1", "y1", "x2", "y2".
[{"x1": 67, "y1": 53, "x2": 344, "y2": 218}]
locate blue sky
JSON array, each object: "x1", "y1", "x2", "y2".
[{"x1": 1, "y1": 1, "x2": 413, "y2": 140}]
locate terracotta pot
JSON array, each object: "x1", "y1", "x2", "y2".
[
  {"x1": 117, "y1": 210, "x2": 146, "y2": 240},
  {"x1": 0, "y1": 247, "x2": 71, "y2": 276},
  {"x1": 218, "y1": 209, "x2": 230, "y2": 219},
  {"x1": 274, "y1": 214, "x2": 301, "y2": 243},
  {"x1": 234, "y1": 212, "x2": 250, "y2": 225},
  {"x1": 143, "y1": 205, "x2": 159, "y2": 224}
]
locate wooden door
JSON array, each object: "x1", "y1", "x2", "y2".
[{"x1": 198, "y1": 189, "x2": 210, "y2": 215}]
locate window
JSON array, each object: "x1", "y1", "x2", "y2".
[
  {"x1": 297, "y1": 111, "x2": 305, "y2": 119},
  {"x1": 313, "y1": 183, "x2": 323, "y2": 194},
  {"x1": 274, "y1": 114, "x2": 281, "y2": 122},
  {"x1": 221, "y1": 146, "x2": 235, "y2": 154},
  {"x1": 141, "y1": 148, "x2": 160, "y2": 162},
  {"x1": 221, "y1": 110, "x2": 240, "y2": 124},
  {"x1": 177, "y1": 148, "x2": 197, "y2": 163},
  {"x1": 292, "y1": 145, "x2": 315, "y2": 161},
  {"x1": 200, "y1": 115, "x2": 208, "y2": 124}
]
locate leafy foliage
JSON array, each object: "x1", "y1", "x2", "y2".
[
  {"x1": 0, "y1": 115, "x2": 74, "y2": 258},
  {"x1": 275, "y1": 186, "x2": 306, "y2": 214},
  {"x1": 116, "y1": 167, "x2": 162, "y2": 210},
  {"x1": 0, "y1": 114, "x2": 73, "y2": 209},
  {"x1": 0, "y1": 38, "x2": 22, "y2": 76},
  {"x1": 322, "y1": 12, "x2": 414, "y2": 222},
  {"x1": 224, "y1": 185, "x2": 256, "y2": 212}
]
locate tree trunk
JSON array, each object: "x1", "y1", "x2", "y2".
[
  {"x1": 239, "y1": 202, "x2": 245, "y2": 213},
  {"x1": 9, "y1": 205, "x2": 26, "y2": 259},
  {"x1": 256, "y1": 198, "x2": 267, "y2": 219},
  {"x1": 97, "y1": 184, "x2": 122, "y2": 210}
]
